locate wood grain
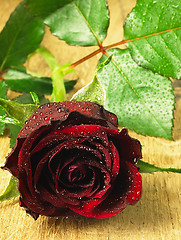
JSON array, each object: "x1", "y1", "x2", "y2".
[{"x1": 0, "y1": 0, "x2": 181, "y2": 239}]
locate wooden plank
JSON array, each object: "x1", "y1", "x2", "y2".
[{"x1": 0, "y1": 0, "x2": 181, "y2": 239}]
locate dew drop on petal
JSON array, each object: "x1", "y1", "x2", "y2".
[
  {"x1": 131, "y1": 196, "x2": 136, "y2": 201},
  {"x1": 44, "y1": 116, "x2": 50, "y2": 121},
  {"x1": 136, "y1": 191, "x2": 141, "y2": 196},
  {"x1": 32, "y1": 114, "x2": 37, "y2": 120}
]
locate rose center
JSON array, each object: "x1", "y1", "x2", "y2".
[{"x1": 68, "y1": 167, "x2": 82, "y2": 183}]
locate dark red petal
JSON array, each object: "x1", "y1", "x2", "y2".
[
  {"x1": 18, "y1": 177, "x2": 55, "y2": 216},
  {"x1": 19, "y1": 197, "x2": 39, "y2": 220},
  {"x1": 58, "y1": 124, "x2": 109, "y2": 145},
  {"x1": 69, "y1": 162, "x2": 142, "y2": 218},
  {"x1": 55, "y1": 152, "x2": 111, "y2": 198},
  {"x1": 18, "y1": 127, "x2": 50, "y2": 196},
  {"x1": 36, "y1": 185, "x2": 67, "y2": 208},
  {"x1": 2, "y1": 138, "x2": 25, "y2": 178},
  {"x1": 118, "y1": 128, "x2": 142, "y2": 164},
  {"x1": 18, "y1": 101, "x2": 118, "y2": 139},
  {"x1": 109, "y1": 141, "x2": 120, "y2": 181},
  {"x1": 93, "y1": 162, "x2": 142, "y2": 218},
  {"x1": 47, "y1": 138, "x2": 91, "y2": 175},
  {"x1": 88, "y1": 141, "x2": 112, "y2": 170}
]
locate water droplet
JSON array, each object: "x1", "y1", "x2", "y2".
[
  {"x1": 47, "y1": 103, "x2": 53, "y2": 107},
  {"x1": 137, "y1": 191, "x2": 141, "y2": 196},
  {"x1": 32, "y1": 114, "x2": 37, "y2": 120},
  {"x1": 44, "y1": 116, "x2": 50, "y2": 121},
  {"x1": 131, "y1": 196, "x2": 136, "y2": 201}
]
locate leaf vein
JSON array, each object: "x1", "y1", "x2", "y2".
[
  {"x1": 0, "y1": 13, "x2": 27, "y2": 71},
  {"x1": 110, "y1": 55, "x2": 168, "y2": 136},
  {"x1": 159, "y1": 34, "x2": 181, "y2": 63},
  {"x1": 73, "y1": 2, "x2": 101, "y2": 46},
  {"x1": 130, "y1": 42, "x2": 156, "y2": 68}
]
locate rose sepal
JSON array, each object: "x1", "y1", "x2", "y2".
[{"x1": 0, "y1": 98, "x2": 39, "y2": 126}]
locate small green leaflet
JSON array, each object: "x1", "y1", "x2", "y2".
[
  {"x1": 96, "y1": 48, "x2": 174, "y2": 139},
  {"x1": 24, "y1": 0, "x2": 73, "y2": 18},
  {"x1": 0, "y1": 176, "x2": 19, "y2": 202},
  {"x1": 4, "y1": 68, "x2": 53, "y2": 95},
  {"x1": 0, "y1": 81, "x2": 7, "y2": 134},
  {"x1": 0, "y1": 2, "x2": 44, "y2": 71},
  {"x1": 44, "y1": 0, "x2": 109, "y2": 46},
  {"x1": 0, "y1": 116, "x2": 21, "y2": 126},
  {"x1": 0, "y1": 98, "x2": 38, "y2": 127},
  {"x1": 124, "y1": 0, "x2": 181, "y2": 79},
  {"x1": 138, "y1": 160, "x2": 181, "y2": 173},
  {"x1": 4, "y1": 67, "x2": 77, "y2": 95},
  {"x1": 13, "y1": 93, "x2": 49, "y2": 105}
]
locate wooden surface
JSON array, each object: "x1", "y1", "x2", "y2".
[{"x1": 0, "y1": 0, "x2": 181, "y2": 239}]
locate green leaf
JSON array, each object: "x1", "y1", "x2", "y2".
[
  {"x1": 0, "y1": 116, "x2": 21, "y2": 126},
  {"x1": 4, "y1": 67, "x2": 76, "y2": 95},
  {"x1": 138, "y1": 160, "x2": 181, "y2": 173},
  {"x1": 6, "y1": 124, "x2": 21, "y2": 148},
  {"x1": 64, "y1": 79, "x2": 77, "y2": 93},
  {"x1": 4, "y1": 68, "x2": 52, "y2": 95},
  {"x1": 0, "y1": 98, "x2": 38, "y2": 126},
  {"x1": 0, "y1": 81, "x2": 7, "y2": 134},
  {"x1": 124, "y1": 0, "x2": 181, "y2": 79},
  {"x1": 97, "y1": 48, "x2": 174, "y2": 139},
  {"x1": 24, "y1": 0, "x2": 73, "y2": 18},
  {"x1": 0, "y1": 176, "x2": 19, "y2": 202},
  {"x1": 13, "y1": 93, "x2": 49, "y2": 105},
  {"x1": 44, "y1": 0, "x2": 109, "y2": 46},
  {"x1": 5, "y1": 94, "x2": 46, "y2": 148},
  {"x1": 0, "y1": 2, "x2": 45, "y2": 71},
  {"x1": 72, "y1": 76, "x2": 105, "y2": 105}
]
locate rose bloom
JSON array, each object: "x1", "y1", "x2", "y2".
[{"x1": 3, "y1": 101, "x2": 142, "y2": 219}]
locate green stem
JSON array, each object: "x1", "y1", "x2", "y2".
[
  {"x1": 36, "y1": 46, "x2": 59, "y2": 71},
  {"x1": 51, "y1": 67, "x2": 66, "y2": 102},
  {"x1": 36, "y1": 46, "x2": 74, "y2": 102}
]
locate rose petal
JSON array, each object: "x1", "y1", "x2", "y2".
[
  {"x1": 18, "y1": 101, "x2": 118, "y2": 139},
  {"x1": 2, "y1": 138, "x2": 25, "y2": 177},
  {"x1": 18, "y1": 177, "x2": 55, "y2": 217},
  {"x1": 69, "y1": 162, "x2": 141, "y2": 218},
  {"x1": 118, "y1": 128, "x2": 142, "y2": 164}
]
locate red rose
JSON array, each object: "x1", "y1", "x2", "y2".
[{"x1": 3, "y1": 101, "x2": 142, "y2": 219}]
